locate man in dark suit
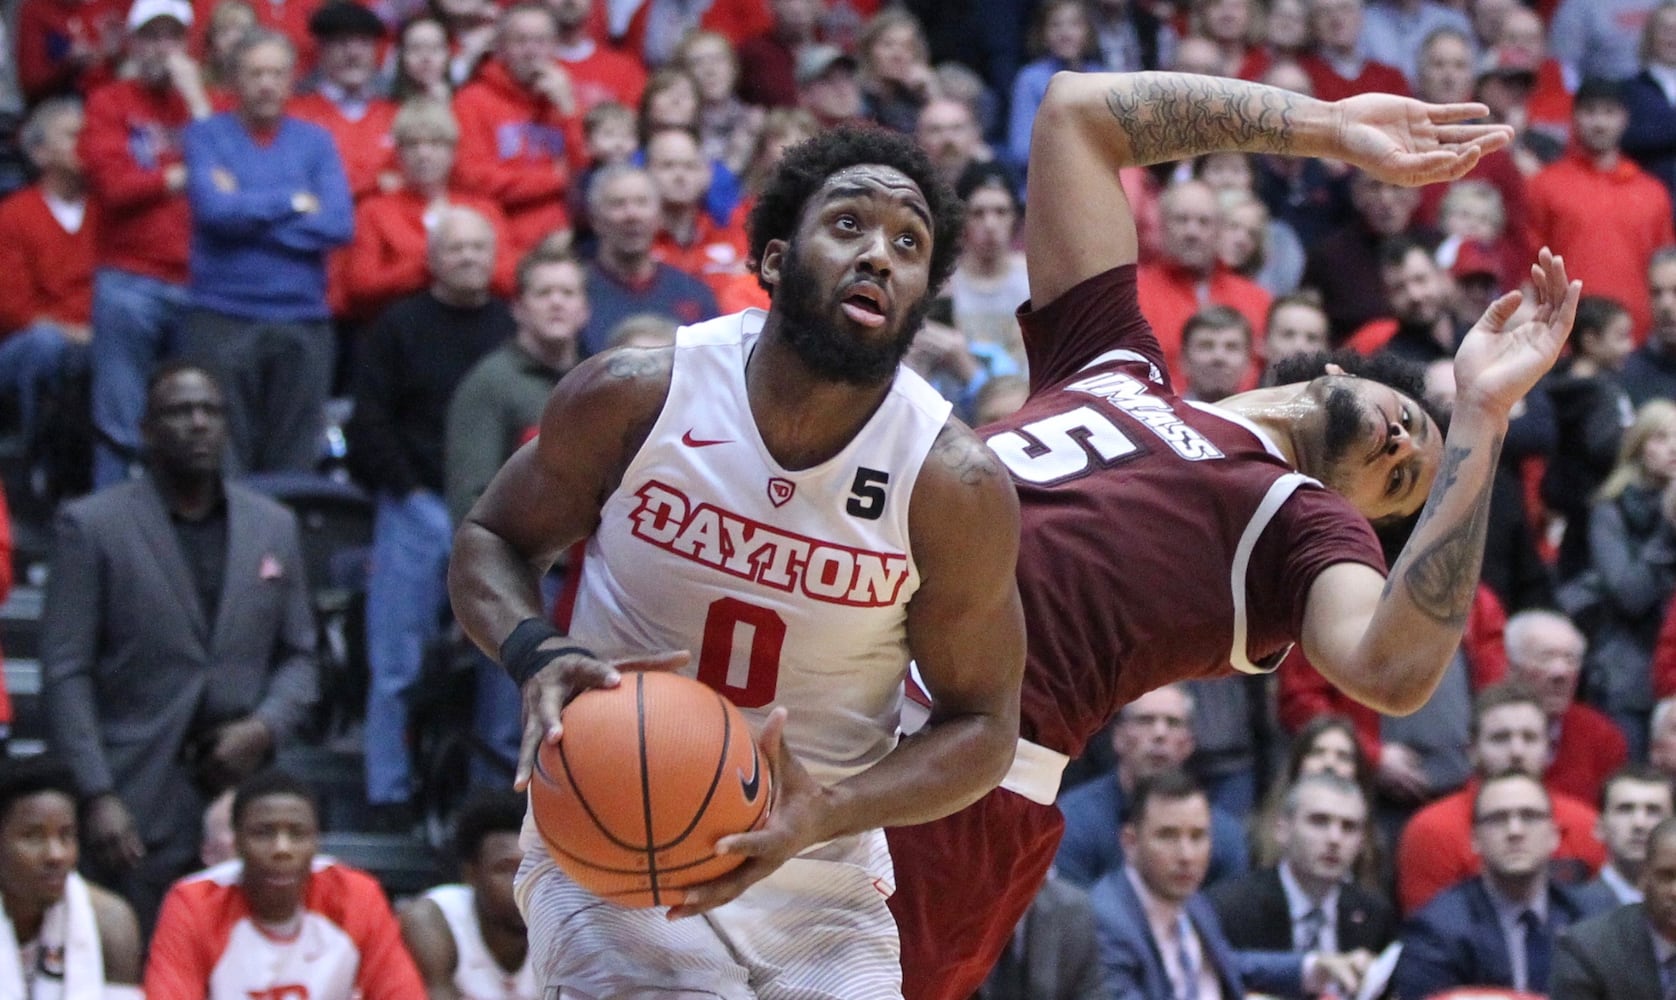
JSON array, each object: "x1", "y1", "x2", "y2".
[
  {"x1": 976, "y1": 872, "x2": 1106, "y2": 1000},
  {"x1": 41, "y1": 363, "x2": 319, "y2": 932},
  {"x1": 1090, "y1": 770, "x2": 1368, "y2": 999},
  {"x1": 1580, "y1": 764, "x2": 1674, "y2": 907},
  {"x1": 1551, "y1": 815, "x2": 1676, "y2": 1000},
  {"x1": 1207, "y1": 773, "x2": 1397, "y2": 957},
  {"x1": 1395, "y1": 770, "x2": 1616, "y2": 999}
]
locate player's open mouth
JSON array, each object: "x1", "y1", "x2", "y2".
[{"x1": 840, "y1": 285, "x2": 889, "y2": 328}]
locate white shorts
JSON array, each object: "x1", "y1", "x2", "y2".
[{"x1": 515, "y1": 831, "x2": 904, "y2": 1000}]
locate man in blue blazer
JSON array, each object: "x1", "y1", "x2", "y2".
[
  {"x1": 1395, "y1": 771, "x2": 1615, "y2": 998},
  {"x1": 1090, "y1": 770, "x2": 1365, "y2": 999}
]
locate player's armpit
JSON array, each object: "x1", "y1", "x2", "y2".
[
  {"x1": 1298, "y1": 561, "x2": 1442, "y2": 717},
  {"x1": 817, "y1": 422, "x2": 1026, "y2": 836},
  {"x1": 448, "y1": 346, "x2": 675, "y2": 660}
]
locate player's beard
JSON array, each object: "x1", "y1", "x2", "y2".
[
  {"x1": 1322, "y1": 384, "x2": 1366, "y2": 470},
  {"x1": 776, "y1": 241, "x2": 928, "y2": 386}
]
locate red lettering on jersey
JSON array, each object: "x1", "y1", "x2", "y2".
[
  {"x1": 247, "y1": 987, "x2": 310, "y2": 1000},
  {"x1": 627, "y1": 481, "x2": 911, "y2": 607}
]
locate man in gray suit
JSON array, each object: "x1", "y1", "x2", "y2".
[
  {"x1": 1552, "y1": 815, "x2": 1676, "y2": 1000},
  {"x1": 41, "y1": 363, "x2": 318, "y2": 932}
]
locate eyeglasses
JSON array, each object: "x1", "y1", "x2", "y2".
[{"x1": 1473, "y1": 807, "x2": 1553, "y2": 829}]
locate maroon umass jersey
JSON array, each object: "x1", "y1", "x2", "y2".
[{"x1": 988, "y1": 265, "x2": 1386, "y2": 759}]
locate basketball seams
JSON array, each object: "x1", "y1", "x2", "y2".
[
  {"x1": 636, "y1": 673, "x2": 664, "y2": 906},
  {"x1": 548, "y1": 723, "x2": 655, "y2": 854},
  {"x1": 653, "y1": 689, "x2": 735, "y2": 850}
]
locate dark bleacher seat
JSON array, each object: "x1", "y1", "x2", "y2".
[{"x1": 318, "y1": 832, "x2": 446, "y2": 902}]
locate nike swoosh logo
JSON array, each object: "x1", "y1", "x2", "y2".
[
  {"x1": 739, "y1": 747, "x2": 762, "y2": 802},
  {"x1": 682, "y1": 430, "x2": 731, "y2": 448}
]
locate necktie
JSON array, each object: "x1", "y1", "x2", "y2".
[
  {"x1": 1519, "y1": 909, "x2": 1551, "y2": 993},
  {"x1": 1298, "y1": 907, "x2": 1326, "y2": 951},
  {"x1": 1175, "y1": 913, "x2": 1199, "y2": 1000}
]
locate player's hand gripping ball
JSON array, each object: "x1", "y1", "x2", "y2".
[{"x1": 530, "y1": 670, "x2": 773, "y2": 907}]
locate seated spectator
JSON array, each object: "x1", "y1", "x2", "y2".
[
  {"x1": 1549, "y1": 0, "x2": 1661, "y2": 86},
  {"x1": 41, "y1": 364, "x2": 319, "y2": 931},
  {"x1": 288, "y1": 2, "x2": 396, "y2": 203},
  {"x1": 434, "y1": 0, "x2": 498, "y2": 87},
  {"x1": 1433, "y1": 179, "x2": 1523, "y2": 293},
  {"x1": 0, "y1": 97, "x2": 93, "y2": 447},
  {"x1": 1575, "y1": 398, "x2": 1676, "y2": 759},
  {"x1": 1251, "y1": 714, "x2": 1387, "y2": 891},
  {"x1": 1527, "y1": 77, "x2": 1675, "y2": 343},
  {"x1": 1207, "y1": 774, "x2": 1396, "y2": 959},
  {"x1": 646, "y1": 125, "x2": 749, "y2": 300},
  {"x1": 577, "y1": 164, "x2": 718, "y2": 355},
  {"x1": 180, "y1": 30, "x2": 353, "y2": 475},
  {"x1": 1551, "y1": 814, "x2": 1676, "y2": 999},
  {"x1": 0, "y1": 755, "x2": 141, "y2": 995},
  {"x1": 452, "y1": 3, "x2": 583, "y2": 255},
  {"x1": 1396, "y1": 682, "x2": 1608, "y2": 915},
  {"x1": 1179, "y1": 307, "x2": 1254, "y2": 403},
  {"x1": 1394, "y1": 770, "x2": 1614, "y2": 998},
  {"x1": 914, "y1": 97, "x2": 993, "y2": 190},
  {"x1": 391, "y1": 16, "x2": 453, "y2": 103},
  {"x1": 1623, "y1": 248, "x2": 1676, "y2": 407},
  {"x1": 902, "y1": 311, "x2": 1017, "y2": 424},
  {"x1": 947, "y1": 162, "x2": 1029, "y2": 368},
  {"x1": 1259, "y1": 292, "x2": 1329, "y2": 382},
  {"x1": 199, "y1": 0, "x2": 255, "y2": 95},
  {"x1": 610, "y1": 0, "x2": 770, "y2": 71},
  {"x1": 554, "y1": 0, "x2": 645, "y2": 114},
  {"x1": 1006, "y1": 0, "x2": 1101, "y2": 176},
  {"x1": 795, "y1": 45, "x2": 863, "y2": 130},
  {"x1": 144, "y1": 770, "x2": 426, "y2": 998},
  {"x1": 80, "y1": 0, "x2": 213, "y2": 487},
  {"x1": 1539, "y1": 297, "x2": 1636, "y2": 577},
  {"x1": 1055, "y1": 685, "x2": 1250, "y2": 892},
  {"x1": 1190, "y1": 0, "x2": 1269, "y2": 78},
  {"x1": 1494, "y1": 6, "x2": 1573, "y2": 149},
  {"x1": 1303, "y1": 169, "x2": 1437, "y2": 341},
  {"x1": 1624, "y1": 2, "x2": 1676, "y2": 207},
  {"x1": 676, "y1": 30, "x2": 764, "y2": 179},
  {"x1": 1584, "y1": 765, "x2": 1675, "y2": 906},
  {"x1": 1089, "y1": 770, "x2": 1367, "y2": 1000},
  {"x1": 734, "y1": 0, "x2": 816, "y2": 109},
  {"x1": 1361, "y1": 0, "x2": 1473, "y2": 87},
  {"x1": 1209, "y1": 172, "x2": 1306, "y2": 296},
  {"x1": 1347, "y1": 235, "x2": 1465, "y2": 360},
  {"x1": 857, "y1": 9, "x2": 938, "y2": 133},
  {"x1": 1088, "y1": 0, "x2": 1178, "y2": 73},
  {"x1": 16, "y1": 0, "x2": 124, "y2": 104},
  {"x1": 737, "y1": 106, "x2": 817, "y2": 215},
  {"x1": 347, "y1": 206, "x2": 514, "y2": 826},
  {"x1": 1299, "y1": 0, "x2": 1411, "y2": 101},
  {"x1": 636, "y1": 67, "x2": 743, "y2": 226},
  {"x1": 1476, "y1": 43, "x2": 1565, "y2": 176},
  {"x1": 344, "y1": 98, "x2": 516, "y2": 319},
  {"x1": 1137, "y1": 179, "x2": 1271, "y2": 384},
  {"x1": 975, "y1": 870, "x2": 1105, "y2": 1000},
  {"x1": 1504, "y1": 609, "x2": 1630, "y2": 805},
  {"x1": 401, "y1": 790, "x2": 535, "y2": 997},
  {"x1": 567, "y1": 100, "x2": 638, "y2": 247}
]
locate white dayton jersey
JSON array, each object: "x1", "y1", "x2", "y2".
[
  {"x1": 569, "y1": 309, "x2": 952, "y2": 786},
  {"x1": 424, "y1": 885, "x2": 538, "y2": 1000}
]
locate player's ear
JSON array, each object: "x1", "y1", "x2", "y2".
[{"x1": 758, "y1": 239, "x2": 788, "y2": 291}]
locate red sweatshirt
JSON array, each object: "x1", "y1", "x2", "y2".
[
  {"x1": 0, "y1": 186, "x2": 95, "y2": 335},
  {"x1": 561, "y1": 40, "x2": 648, "y2": 113},
  {"x1": 16, "y1": 0, "x2": 124, "y2": 102},
  {"x1": 1298, "y1": 52, "x2": 1411, "y2": 102},
  {"x1": 341, "y1": 187, "x2": 516, "y2": 319},
  {"x1": 79, "y1": 78, "x2": 200, "y2": 283},
  {"x1": 287, "y1": 93, "x2": 399, "y2": 203},
  {"x1": 452, "y1": 58, "x2": 584, "y2": 252}
]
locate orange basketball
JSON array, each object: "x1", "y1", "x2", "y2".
[{"x1": 529, "y1": 670, "x2": 773, "y2": 908}]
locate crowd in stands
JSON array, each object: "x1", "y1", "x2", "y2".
[{"x1": 5, "y1": 0, "x2": 1676, "y2": 994}]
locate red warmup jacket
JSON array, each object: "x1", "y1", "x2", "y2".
[
  {"x1": 287, "y1": 94, "x2": 399, "y2": 203},
  {"x1": 340, "y1": 187, "x2": 516, "y2": 319},
  {"x1": 452, "y1": 59, "x2": 585, "y2": 253},
  {"x1": 79, "y1": 79, "x2": 200, "y2": 283},
  {"x1": 1277, "y1": 583, "x2": 1510, "y2": 765},
  {"x1": 16, "y1": 0, "x2": 123, "y2": 102},
  {"x1": 0, "y1": 186, "x2": 95, "y2": 335},
  {"x1": 561, "y1": 42, "x2": 648, "y2": 114}
]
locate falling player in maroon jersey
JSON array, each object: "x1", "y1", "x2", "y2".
[{"x1": 885, "y1": 70, "x2": 1580, "y2": 1000}]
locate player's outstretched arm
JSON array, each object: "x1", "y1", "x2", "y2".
[
  {"x1": 447, "y1": 347, "x2": 690, "y2": 789},
  {"x1": 1025, "y1": 71, "x2": 1511, "y2": 307},
  {"x1": 669, "y1": 423, "x2": 1025, "y2": 918},
  {"x1": 1302, "y1": 249, "x2": 1580, "y2": 715}
]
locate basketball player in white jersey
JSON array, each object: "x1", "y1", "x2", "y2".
[
  {"x1": 447, "y1": 125, "x2": 1026, "y2": 999},
  {"x1": 402, "y1": 791, "x2": 536, "y2": 999}
]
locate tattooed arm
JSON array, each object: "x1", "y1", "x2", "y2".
[
  {"x1": 1302, "y1": 251, "x2": 1579, "y2": 715},
  {"x1": 1025, "y1": 72, "x2": 1511, "y2": 305},
  {"x1": 448, "y1": 346, "x2": 686, "y2": 786}
]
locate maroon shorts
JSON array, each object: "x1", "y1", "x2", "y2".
[{"x1": 886, "y1": 788, "x2": 1065, "y2": 1000}]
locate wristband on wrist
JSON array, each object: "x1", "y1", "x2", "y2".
[{"x1": 499, "y1": 618, "x2": 596, "y2": 686}]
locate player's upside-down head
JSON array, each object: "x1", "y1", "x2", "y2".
[
  {"x1": 1263, "y1": 349, "x2": 1448, "y2": 527},
  {"x1": 744, "y1": 126, "x2": 965, "y2": 384}
]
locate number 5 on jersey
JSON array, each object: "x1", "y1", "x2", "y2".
[{"x1": 987, "y1": 406, "x2": 1138, "y2": 485}]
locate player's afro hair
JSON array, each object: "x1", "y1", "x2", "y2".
[
  {"x1": 452, "y1": 788, "x2": 527, "y2": 866},
  {"x1": 746, "y1": 125, "x2": 965, "y2": 299}
]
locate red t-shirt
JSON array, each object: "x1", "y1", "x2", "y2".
[
  {"x1": 145, "y1": 858, "x2": 426, "y2": 1000},
  {"x1": 984, "y1": 266, "x2": 1385, "y2": 758}
]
